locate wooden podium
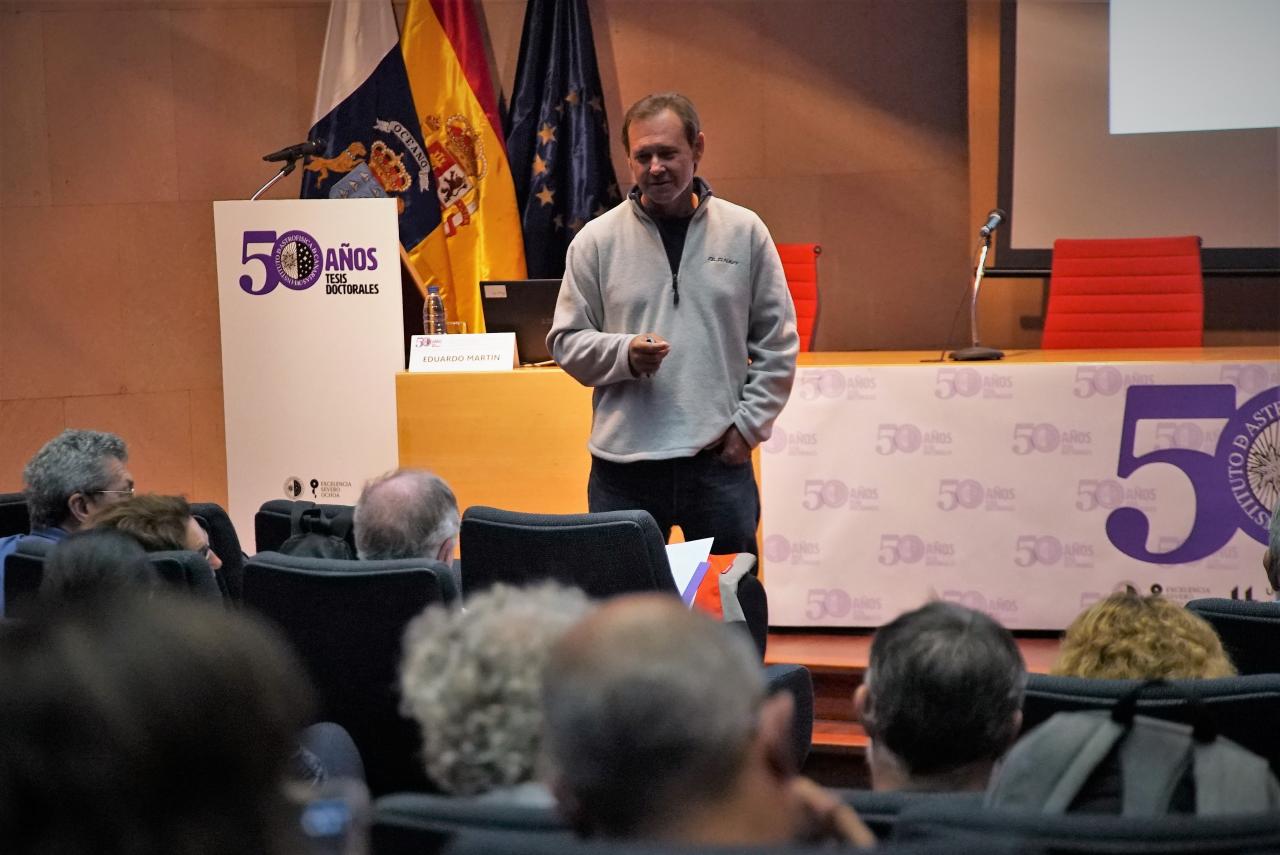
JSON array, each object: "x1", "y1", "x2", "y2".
[{"x1": 397, "y1": 367, "x2": 594, "y2": 514}]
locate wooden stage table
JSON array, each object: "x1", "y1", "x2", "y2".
[{"x1": 396, "y1": 345, "x2": 1277, "y2": 525}]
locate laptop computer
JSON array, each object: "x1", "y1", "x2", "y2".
[{"x1": 479, "y1": 279, "x2": 562, "y2": 365}]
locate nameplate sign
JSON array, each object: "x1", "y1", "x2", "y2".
[{"x1": 408, "y1": 333, "x2": 517, "y2": 373}]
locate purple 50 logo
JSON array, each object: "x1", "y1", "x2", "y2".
[
  {"x1": 876, "y1": 423, "x2": 923, "y2": 454},
  {"x1": 1106, "y1": 384, "x2": 1279, "y2": 563},
  {"x1": 878, "y1": 534, "x2": 925, "y2": 565},
  {"x1": 239, "y1": 230, "x2": 324, "y2": 294}
]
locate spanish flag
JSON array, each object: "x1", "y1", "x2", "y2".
[{"x1": 402, "y1": 0, "x2": 527, "y2": 333}]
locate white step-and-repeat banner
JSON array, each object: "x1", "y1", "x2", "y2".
[
  {"x1": 762, "y1": 359, "x2": 1280, "y2": 629},
  {"x1": 213, "y1": 199, "x2": 403, "y2": 547}
]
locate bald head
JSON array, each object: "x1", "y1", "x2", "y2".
[
  {"x1": 542, "y1": 595, "x2": 766, "y2": 838},
  {"x1": 353, "y1": 468, "x2": 458, "y2": 562}
]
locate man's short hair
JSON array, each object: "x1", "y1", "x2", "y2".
[
  {"x1": 621, "y1": 92, "x2": 701, "y2": 150},
  {"x1": 23, "y1": 430, "x2": 128, "y2": 529},
  {"x1": 399, "y1": 582, "x2": 593, "y2": 796},
  {"x1": 353, "y1": 468, "x2": 459, "y2": 561},
  {"x1": 541, "y1": 596, "x2": 765, "y2": 837},
  {"x1": 90, "y1": 494, "x2": 191, "y2": 553},
  {"x1": 862, "y1": 601, "x2": 1026, "y2": 776}
]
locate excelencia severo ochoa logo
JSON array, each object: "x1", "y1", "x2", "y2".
[{"x1": 237, "y1": 229, "x2": 381, "y2": 296}]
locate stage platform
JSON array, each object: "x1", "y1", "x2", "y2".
[{"x1": 766, "y1": 631, "x2": 1061, "y2": 762}]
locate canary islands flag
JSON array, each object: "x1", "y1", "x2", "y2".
[
  {"x1": 301, "y1": 0, "x2": 443, "y2": 352},
  {"x1": 402, "y1": 0, "x2": 528, "y2": 334}
]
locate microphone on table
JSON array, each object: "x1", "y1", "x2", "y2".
[
  {"x1": 946, "y1": 208, "x2": 1007, "y2": 362},
  {"x1": 262, "y1": 140, "x2": 324, "y2": 163}
]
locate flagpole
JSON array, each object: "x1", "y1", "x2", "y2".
[{"x1": 399, "y1": 245, "x2": 427, "y2": 294}]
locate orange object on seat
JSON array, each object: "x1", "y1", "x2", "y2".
[
  {"x1": 1042, "y1": 236, "x2": 1204, "y2": 349},
  {"x1": 776, "y1": 243, "x2": 821, "y2": 352}
]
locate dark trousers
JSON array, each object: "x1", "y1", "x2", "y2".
[{"x1": 588, "y1": 450, "x2": 760, "y2": 557}]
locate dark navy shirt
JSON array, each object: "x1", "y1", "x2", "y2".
[{"x1": 0, "y1": 526, "x2": 68, "y2": 615}]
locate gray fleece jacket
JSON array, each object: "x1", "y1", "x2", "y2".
[{"x1": 547, "y1": 181, "x2": 799, "y2": 462}]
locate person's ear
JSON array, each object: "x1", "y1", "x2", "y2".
[
  {"x1": 692, "y1": 131, "x2": 705, "y2": 167},
  {"x1": 758, "y1": 690, "x2": 797, "y2": 780},
  {"x1": 435, "y1": 535, "x2": 456, "y2": 564},
  {"x1": 1007, "y1": 708, "x2": 1023, "y2": 749},
  {"x1": 68, "y1": 492, "x2": 93, "y2": 526},
  {"x1": 853, "y1": 684, "x2": 869, "y2": 723}
]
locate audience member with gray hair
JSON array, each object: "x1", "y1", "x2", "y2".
[
  {"x1": 854, "y1": 600, "x2": 1026, "y2": 793},
  {"x1": 353, "y1": 468, "x2": 459, "y2": 564},
  {"x1": 541, "y1": 594, "x2": 873, "y2": 846},
  {"x1": 0, "y1": 429, "x2": 133, "y2": 615},
  {"x1": 399, "y1": 582, "x2": 593, "y2": 802}
]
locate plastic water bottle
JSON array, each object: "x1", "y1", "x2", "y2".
[{"x1": 423, "y1": 284, "x2": 447, "y2": 335}]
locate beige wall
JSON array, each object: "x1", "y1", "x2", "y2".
[{"x1": 0, "y1": 0, "x2": 997, "y2": 503}]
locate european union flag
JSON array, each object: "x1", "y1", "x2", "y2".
[{"x1": 506, "y1": 0, "x2": 621, "y2": 279}]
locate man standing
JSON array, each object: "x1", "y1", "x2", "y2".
[
  {"x1": 548, "y1": 93, "x2": 798, "y2": 555},
  {"x1": 0, "y1": 429, "x2": 133, "y2": 614}
]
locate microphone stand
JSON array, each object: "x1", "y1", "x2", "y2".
[
  {"x1": 250, "y1": 157, "x2": 301, "y2": 201},
  {"x1": 949, "y1": 232, "x2": 1004, "y2": 361}
]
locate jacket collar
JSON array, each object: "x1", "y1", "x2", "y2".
[{"x1": 627, "y1": 177, "x2": 714, "y2": 222}]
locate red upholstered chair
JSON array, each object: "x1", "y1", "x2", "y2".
[
  {"x1": 1042, "y1": 235, "x2": 1204, "y2": 348},
  {"x1": 776, "y1": 243, "x2": 821, "y2": 352}
]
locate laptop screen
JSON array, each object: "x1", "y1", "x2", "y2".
[{"x1": 479, "y1": 279, "x2": 562, "y2": 365}]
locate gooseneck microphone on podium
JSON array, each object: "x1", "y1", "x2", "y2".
[
  {"x1": 949, "y1": 208, "x2": 1006, "y2": 362},
  {"x1": 250, "y1": 139, "x2": 324, "y2": 201},
  {"x1": 262, "y1": 140, "x2": 324, "y2": 163}
]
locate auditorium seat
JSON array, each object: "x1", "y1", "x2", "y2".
[
  {"x1": 458, "y1": 507, "x2": 678, "y2": 599},
  {"x1": 0, "y1": 492, "x2": 29, "y2": 538},
  {"x1": 372, "y1": 792, "x2": 567, "y2": 855},
  {"x1": 4, "y1": 537, "x2": 52, "y2": 616},
  {"x1": 1186, "y1": 598, "x2": 1280, "y2": 676},
  {"x1": 1020, "y1": 673, "x2": 1280, "y2": 776},
  {"x1": 893, "y1": 799, "x2": 1280, "y2": 851},
  {"x1": 776, "y1": 242, "x2": 821, "y2": 352},
  {"x1": 147, "y1": 549, "x2": 222, "y2": 601},
  {"x1": 839, "y1": 790, "x2": 983, "y2": 841},
  {"x1": 191, "y1": 502, "x2": 246, "y2": 601},
  {"x1": 734, "y1": 567, "x2": 769, "y2": 657},
  {"x1": 241, "y1": 550, "x2": 457, "y2": 796},
  {"x1": 765, "y1": 663, "x2": 815, "y2": 771},
  {"x1": 254, "y1": 499, "x2": 357, "y2": 556},
  {"x1": 1041, "y1": 235, "x2": 1204, "y2": 348},
  {"x1": 5, "y1": 540, "x2": 219, "y2": 614}
]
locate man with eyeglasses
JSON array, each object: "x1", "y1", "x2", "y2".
[{"x1": 0, "y1": 429, "x2": 133, "y2": 614}]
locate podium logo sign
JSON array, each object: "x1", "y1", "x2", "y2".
[
  {"x1": 238, "y1": 229, "x2": 382, "y2": 296},
  {"x1": 1105, "y1": 384, "x2": 1279, "y2": 564}
]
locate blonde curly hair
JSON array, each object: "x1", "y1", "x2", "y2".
[
  {"x1": 398, "y1": 582, "x2": 593, "y2": 796},
  {"x1": 1052, "y1": 593, "x2": 1236, "y2": 680}
]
